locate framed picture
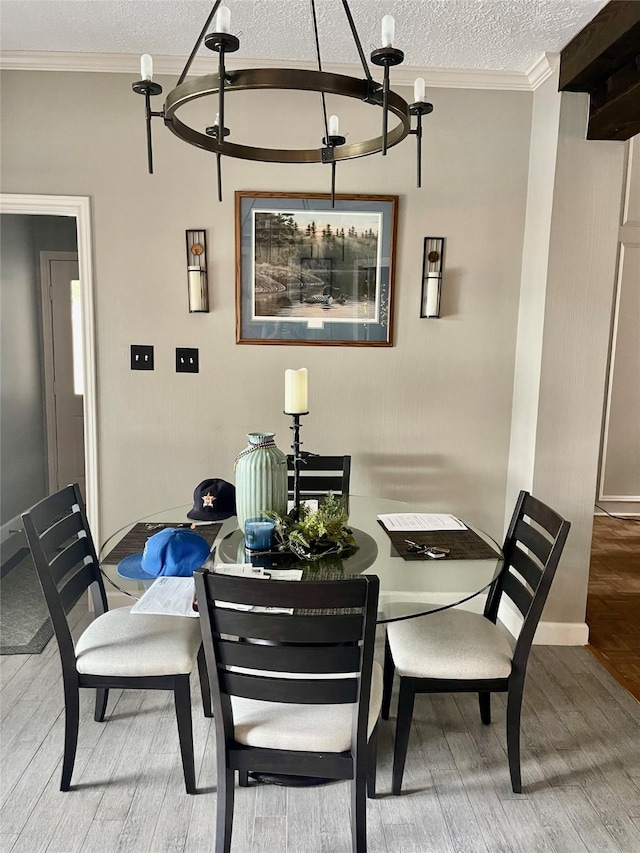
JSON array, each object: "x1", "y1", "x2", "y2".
[{"x1": 235, "y1": 192, "x2": 398, "y2": 346}]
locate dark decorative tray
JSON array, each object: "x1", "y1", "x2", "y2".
[{"x1": 101, "y1": 522, "x2": 222, "y2": 564}]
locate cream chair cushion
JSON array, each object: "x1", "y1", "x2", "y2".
[
  {"x1": 231, "y1": 661, "x2": 383, "y2": 752},
  {"x1": 75, "y1": 607, "x2": 202, "y2": 676},
  {"x1": 387, "y1": 609, "x2": 513, "y2": 680}
]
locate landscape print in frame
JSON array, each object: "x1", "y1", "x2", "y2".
[{"x1": 235, "y1": 192, "x2": 398, "y2": 346}]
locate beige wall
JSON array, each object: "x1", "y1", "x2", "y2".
[
  {"x1": 533, "y1": 92, "x2": 626, "y2": 624},
  {"x1": 1, "y1": 70, "x2": 532, "y2": 548}
]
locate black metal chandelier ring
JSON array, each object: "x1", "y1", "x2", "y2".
[{"x1": 163, "y1": 67, "x2": 411, "y2": 164}]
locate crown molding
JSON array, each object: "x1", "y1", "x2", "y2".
[
  {"x1": 526, "y1": 52, "x2": 560, "y2": 90},
  {"x1": 0, "y1": 50, "x2": 534, "y2": 91}
]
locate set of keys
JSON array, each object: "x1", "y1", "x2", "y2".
[{"x1": 404, "y1": 539, "x2": 451, "y2": 559}]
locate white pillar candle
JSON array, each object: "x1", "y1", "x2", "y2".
[
  {"x1": 188, "y1": 267, "x2": 204, "y2": 312},
  {"x1": 215, "y1": 5, "x2": 231, "y2": 33},
  {"x1": 414, "y1": 77, "x2": 425, "y2": 103},
  {"x1": 140, "y1": 54, "x2": 153, "y2": 81},
  {"x1": 284, "y1": 368, "x2": 308, "y2": 414},
  {"x1": 425, "y1": 276, "x2": 440, "y2": 317},
  {"x1": 329, "y1": 114, "x2": 340, "y2": 136},
  {"x1": 381, "y1": 15, "x2": 395, "y2": 48}
]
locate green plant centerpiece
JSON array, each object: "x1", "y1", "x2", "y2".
[{"x1": 265, "y1": 493, "x2": 358, "y2": 562}]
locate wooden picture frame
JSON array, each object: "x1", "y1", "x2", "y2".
[{"x1": 235, "y1": 192, "x2": 398, "y2": 346}]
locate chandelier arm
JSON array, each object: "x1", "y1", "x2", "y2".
[
  {"x1": 216, "y1": 152, "x2": 223, "y2": 202},
  {"x1": 309, "y1": 0, "x2": 330, "y2": 145},
  {"x1": 416, "y1": 112, "x2": 422, "y2": 188},
  {"x1": 145, "y1": 91, "x2": 155, "y2": 174},
  {"x1": 331, "y1": 160, "x2": 337, "y2": 207},
  {"x1": 340, "y1": 0, "x2": 373, "y2": 83},
  {"x1": 382, "y1": 64, "x2": 390, "y2": 155},
  {"x1": 177, "y1": 0, "x2": 224, "y2": 86}
]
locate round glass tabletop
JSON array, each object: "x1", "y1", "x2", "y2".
[{"x1": 99, "y1": 495, "x2": 503, "y2": 623}]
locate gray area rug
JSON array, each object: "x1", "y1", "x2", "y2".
[{"x1": 0, "y1": 544, "x2": 53, "y2": 655}]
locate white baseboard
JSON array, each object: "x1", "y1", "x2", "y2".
[{"x1": 1, "y1": 513, "x2": 23, "y2": 544}]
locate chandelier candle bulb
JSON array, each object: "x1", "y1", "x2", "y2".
[
  {"x1": 215, "y1": 5, "x2": 231, "y2": 33},
  {"x1": 414, "y1": 77, "x2": 426, "y2": 103},
  {"x1": 381, "y1": 15, "x2": 395, "y2": 47},
  {"x1": 329, "y1": 114, "x2": 340, "y2": 136},
  {"x1": 284, "y1": 368, "x2": 308, "y2": 414},
  {"x1": 140, "y1": 54, "x2": 153, "y2": 81}
]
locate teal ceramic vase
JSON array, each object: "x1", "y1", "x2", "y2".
[{"x1": 234, "y1": 432, "x2": 287, "y2": 530}]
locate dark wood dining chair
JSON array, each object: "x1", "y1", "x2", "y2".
[
  {"x1": 286, "y1": 454, "x2": 351, "y2": 508},
  {"x1": 382, "y1": 490, "x2": 570, "y2": 794},
  {"x1": 194, "y1": 570, "x2": 380, "y2": 853},
  {"x1": 21, "y1": 483, "x2": 209, "y2": 793}
]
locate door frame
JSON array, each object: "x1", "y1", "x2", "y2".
[
  {"x1": 39, "y1": 250, "x2": 80, "y2": 494},
  {"x1": 0, "y1": 194, "x2": 99, "y2": 542}
]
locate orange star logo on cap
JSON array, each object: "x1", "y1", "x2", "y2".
[{"x1": 202, "y1": 493, "x2": 217, "y2": 507}]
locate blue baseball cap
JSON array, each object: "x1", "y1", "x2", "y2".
[{"x1": 117, "y1": 528, "x2": 211, "y2": 581}]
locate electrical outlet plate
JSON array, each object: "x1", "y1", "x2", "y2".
[
  {"x1": 176, "y1": 347, "x2": 199, "y2": 373},
  {"x1": 131, "y1": 345, "x2": 154, "y2": 370}
]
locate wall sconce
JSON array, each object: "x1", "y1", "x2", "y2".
[
  {"x1": 186, "y1": 229, "x2": 209, "y2": 313},
  {"x1": 420, "y1": 237, "x2": 445, "y2": 318}
]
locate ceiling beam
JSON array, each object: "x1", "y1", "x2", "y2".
[{"x1": 559, "y1": 0, "x2": 640, "y2": 141}]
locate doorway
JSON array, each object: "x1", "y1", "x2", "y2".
[
  {"x1": 0, "y1": 194, "x2": 98, "y2": 541},
  {"x1": 39, "y1": 251, "x2": 85, "y2": 496}
]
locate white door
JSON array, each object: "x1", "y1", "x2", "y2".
[{"x1": 40, "y1": 252, "x2": 85, "y2": 496}]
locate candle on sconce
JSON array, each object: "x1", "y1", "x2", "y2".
[
  {"x1": 284, "y1": 368, "x2": 308, "y2": 414},
  {"x1": 414, "y1": 77, "x2": 426, "y2": 104},
  {"x1": 329, "y1": 114, "x2": 340, "y2": 136},
  {"x1": 140, "y1": 54, "x2": 153, "y2": 81},
  {"x1": 381, "y1": 14, "x2": 395, "y2": 47},
  {"x1": 188, "y1": 266, "x2": 204, "y2": 312},
  {"x1": 425, "y1": 277, "x2": 440, "y2": 317},
  {"x1": 215, "y1": 4, "x2": 231, "y2": 33}
]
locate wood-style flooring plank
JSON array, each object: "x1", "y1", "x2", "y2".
[
  {"x1": 80, "y1": 819, "x2": 125, "y2": 853},
  {"x1": 553, "y1": 786, "x2": 624, "y2": 853},
  {"x1": 431, "y1": 768, "x2": 490, "y2": 853},
  {"x1": 587, "y1": 517, "x2": 640, "y2": 700}
]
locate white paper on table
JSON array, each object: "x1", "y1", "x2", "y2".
[
  {"x1": 130, "y1": 576, "x2": 198, "y2": 618},
  {"x1": 377, "y1": 513, "x2": 467, "y2": 532}
]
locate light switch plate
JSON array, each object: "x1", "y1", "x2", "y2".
[
  {"x1": 131, "y1": 345, "x2": 154, "y2": 370},
  {"x1": 176, "y1": 347, "x2": 199, "y2": 373}
]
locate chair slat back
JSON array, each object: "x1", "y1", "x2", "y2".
[
  {"x1": 216, "y1": 638, "x2": 362, "y2": 673},
  {"x1": 22, "y1": 484, "x2": 108, "y2": 667},
  {"x1": 485, "y1": 491, "x2": 570, "y2": 664},
  {"x1": 195, "y1": 571, "x2": 379, "y2": 713},
  {"x1": 49, "y1": 535, "x2": 93, "y2": 586},
  {"x1": 286, "y1": 455, "x2": 351, "y2": 504}
]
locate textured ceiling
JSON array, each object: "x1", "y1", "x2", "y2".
[{"x1": 0, "y1": 0, "x2": 608, "y2": 72}]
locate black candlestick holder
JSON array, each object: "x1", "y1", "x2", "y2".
[{"x1": 285, "y1": 411, "x2": 309, "y2": 520}]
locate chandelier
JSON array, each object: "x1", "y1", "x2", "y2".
[{"x1": 132, "y1": 0, "x2": 433, "y2": 203}]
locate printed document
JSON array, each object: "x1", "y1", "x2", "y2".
[
  {"x1": 130, "y1": 576, "x2": 198, "y2": 617},
  {"x1": 377, "y1": 513, "x2": 467, "y2": 532}
]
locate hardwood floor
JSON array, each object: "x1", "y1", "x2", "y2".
[
  {"x1": 587, "y1": 516, "x2": 640, "y2": 701},
  {"x1": 1, "y1": 601, "x2": 639, "y2": 853}
]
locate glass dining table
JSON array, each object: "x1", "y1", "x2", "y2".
[{"x1": 100, "y1": 495, "x2": 503, "y2": 623}]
